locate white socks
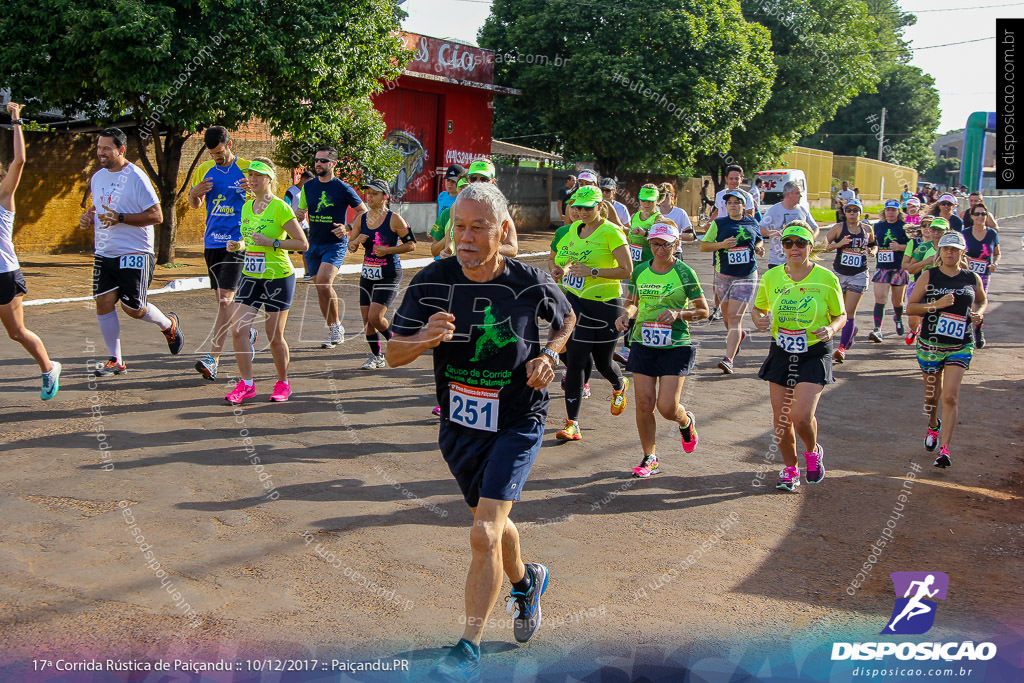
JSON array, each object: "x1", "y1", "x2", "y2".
[{"x1": 97, "y1": 311, "x2": 122, "y2": 362}]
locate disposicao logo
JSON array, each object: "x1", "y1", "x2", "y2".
[
  {"x1": 832, "y1": 572, "x2": 997, "y2": 662},
  {"x1": 882, "y1": 571, "x2": 948, "y2": 635}
]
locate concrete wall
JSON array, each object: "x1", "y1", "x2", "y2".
[
  {"x1": 832, "y1": 156, "x2": 918, "y2": 203},
  {"x1": 781, "y1": 146, "x2": 833, "y2": 206}
]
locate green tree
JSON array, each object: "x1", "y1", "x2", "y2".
[
  {"x1": 0, "y1": 0, "x2": 409, "y2": 262},
  {"x1": 924, "y1": 156, "x2": 959, "y2": 186},
  {"x1": 479, "y1": 0, "x2": 776, "y2": 176},
  {"x1": 802, "y1": 64, "x2": 941, "y2": 173},
  {"x1": 696, "y1": 0, "x2": 891, "y2": 188}
]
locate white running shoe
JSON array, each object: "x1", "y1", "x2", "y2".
[
  {"x1": 360, "y1": 354, "x2": 386, "y2": 370},
  {"x1": 322, "y1": 323, "x2": 345, "y2": 349}
]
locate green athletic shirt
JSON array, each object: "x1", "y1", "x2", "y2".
[
  {"x1": 628, "y1": 259, "x2": 704, "y2": 347},
  {"x1": 239, "y1": 196, "x2": 296, "y2": 279},
  {"x1": 430, "y1": 207, "x2": 451, "y2": 243},
  {"x1": 628, "y1": 211, "x2": 661, "y2": 263},
  {"x1": 909, "y1": 240, "x2": 938, "y2": 282},
  {"x1": 754, "y1": 264, "x2": 845, "y2": 347},
  {"x1": 550, "y1": 220, "x2": 628, "y2": 301}
]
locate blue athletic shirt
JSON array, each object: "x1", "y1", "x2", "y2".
[
  {"x1": 191, "y1": 158, "x2": 251, "y2": 248},
  {"x1": 299, "y1": 178, "x2": 364, "y2": 245},
  {"x1": 872, "y1": 219, "x2": 908, "y2": 271}
]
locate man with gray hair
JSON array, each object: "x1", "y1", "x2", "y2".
[
  {"x1": 759, "y1": 181, "x2": 819, "y2": 269},
  {"x1": 387, "y1": 181, "x2": 576, "y2": 681}
]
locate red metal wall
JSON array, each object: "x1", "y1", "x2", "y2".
[{"x1": 373, "y1": 77, "x2": 493, "y2": 203}]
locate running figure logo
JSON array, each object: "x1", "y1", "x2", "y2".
[
  {"x1": 316, "y1": 192, "x2": 334, "y2": 212},
  {"x1": 470, "y1": 305, "x2": 516, "y2": 362},
  {"x1": 881, "y1": 571, "x2": 949, "y2": 635}
]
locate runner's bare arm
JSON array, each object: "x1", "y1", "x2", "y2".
[
  {"x1": 386, "y1": 312, "x2": 456, "y2": 368},
  {"x1": 0, "y1": 101, "x2": 25, "y2": 210},
  {"x1": 378, "y1": 214, "x2": 415, "y2": 256},
  {"x1": 525, "y1": 309, "x2": 576, "y2": 389},
  {"x1": 971, "y1": 273, "x2": 988, "y2": 323},
  {"x1": 98, "y1": 203, "x2": 162, "y2": 229}
]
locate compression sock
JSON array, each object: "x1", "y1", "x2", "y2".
[
  {"x1": 141, "y1": 304, "x2": 172, "y2": 329},
  {"x1": 840, "y1": 319, "x2": 856, "y2": 348},
  {"x1": 97, "y1": 311, "x2": 122, "y2": 362}
]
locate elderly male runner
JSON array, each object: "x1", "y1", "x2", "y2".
[{"x1": 387, "y1": 182, "x2": 575, "y2": 682}]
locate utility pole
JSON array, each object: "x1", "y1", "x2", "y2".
[{"x1": 877, "y1": 107, "x2": 887, "y2": 161}]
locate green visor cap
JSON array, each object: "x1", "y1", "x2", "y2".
[
  {"x1": 780, "y1": 224, "x2": 814, "y2": 242},
  {"x1": 637, "y1": 187, "x2": 659, "y2": 202},
  {"x1": 466, "y1": 160, "x2": 495, "y2": 178},
  {"x1": 247, "y1": 160, "x2": 275, "y2": 177},
  {"x1": 456, "y1": 177, "x2": 468, "y2": 190},
  {"x1": 569, "y1": 185, "x2": 603, "y2": 207},
  {"x1": 928, "y1": 217, "x2": 950, "y2": 230}
]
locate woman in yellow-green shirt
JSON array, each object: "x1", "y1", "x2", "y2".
[
  {"x1": 549, "y1": 186, "x2": 633, "y2": 441},
  {"x1": 224, "y1": 157, "x2": 308, "y2": 405},
  {"x1": 751, "y1": 221, "x2": 846, "y2": 492}
]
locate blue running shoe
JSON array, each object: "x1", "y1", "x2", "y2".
[
  {"x1": 430, "y1": 639, "x2": 480, "y2": 682},
  {"x1": 507, "y1": 562, "x2": 549, "y2": 643},
  {"x1": 41, "y1": 361, "x2": 61, "y2": 400}
]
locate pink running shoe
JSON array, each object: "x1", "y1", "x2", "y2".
[
  {"x1": 432, "y1": 405, "x2": 442, "y2": 416},
  {"x1": 269, "y1": 380, "x2": 292, "y2": 402},
  {"x1": 225, "y1": 380, "x2": 256, "y2": 405}
]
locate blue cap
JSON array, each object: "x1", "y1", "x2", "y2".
[
  {"x1": 846, "y1": 199, "x2": 863, "y2": 209},
  {"x1": 884, "y1": 199, "x2": 900, "y2": 209},
  {"x1": 723, "y1": 189, "x2": 746, "y2": 202}
]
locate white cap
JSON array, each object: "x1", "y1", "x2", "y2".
[
  {"x1": 577, "y1": 170, "x2": 598, "y2": 183},
  {"x1": 648, "y1": 223, "x2": 680, "y2": 241},
  {"x1": 937, "y1": 231, "x2": 967, "y2": 250},
  {"x1": 938, "y1": 193, "x2": 957, "y2": 204}
]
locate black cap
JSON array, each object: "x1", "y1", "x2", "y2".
[
  {"x1": 361, "y1": 179, "x2": 391, "y2": 195},
  {"x1": 444, "y1": 164, "x2": 465, "y2": 180},
  {"x1": 599, "y1": 178, "x2": 617, "y2": 190}
]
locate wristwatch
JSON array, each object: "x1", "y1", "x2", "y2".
[
  {"x1": 118, "y1": 213, "x2": 125, "y2": 224},
  {"x1": 11, "y1": 119, "x2": 23, "y2": 125},
  {"x1": 540, "y1": 348, "x2": 559, "y2": 364},
  {"x1": 590, "y1": 267, "x2": 600, "y2": 277},
  {"x1": 273, "y1": 239, "x2": 281, "y2": 250}
]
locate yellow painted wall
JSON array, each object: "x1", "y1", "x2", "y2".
[
  {"x1": 781, "y1": 146, "x2": 833, "y2": 205},
  {"x1": 832, "y1": 156, "x2": 918, "y2": 203}
]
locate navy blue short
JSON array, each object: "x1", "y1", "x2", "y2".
[
  {"x1": 235, "y1": 274, "x2": 295, "y2": 312},
  {"x1": 305, "y1": 240, "x2": 348, "y2": 275},
  {"x1": 359, "y1": 274, "x2": 400, "y2": 308},
  {"x1": 438, "y1": 417, "x2": 545, "y2": 508}
]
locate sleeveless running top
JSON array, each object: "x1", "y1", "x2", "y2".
[{"x1": 919, "y1": 268, "x2": 977, "y2": 345}]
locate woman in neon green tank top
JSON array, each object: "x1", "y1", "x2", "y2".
[{"x1": 224, "y1": 157, "x2": 308, "y2": 405}]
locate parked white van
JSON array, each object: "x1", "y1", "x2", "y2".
[{"x1": 754, "y1": 169, "x2": 810, "y2": 211}]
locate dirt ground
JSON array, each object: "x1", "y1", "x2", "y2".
[{"x1": 1, "y1": 226, "x2": 1022, "y2": 682}]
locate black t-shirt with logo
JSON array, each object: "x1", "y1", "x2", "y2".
[
  {"x1": 300, "y1": 178, "x2": 363, "y2": 245},
  {"x1": 392, "y1": 257, "x2": 573, "y2": 434}
]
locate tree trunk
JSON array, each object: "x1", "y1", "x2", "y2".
[{"x1": 155, "y1": 132, "x2": 185, "y2": 264}]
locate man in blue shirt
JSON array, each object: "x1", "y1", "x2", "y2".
[
  {"x1": 296, "y1": 145, "x2": 367, "y2": 348},
  {"x1": 187, "y1": 126, "x2": 251, "y2": 381},
  {"x1": 437, "y1": 164, "x2": 463, "y2": 217}
]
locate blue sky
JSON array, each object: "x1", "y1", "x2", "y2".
[{"x1": 401, "y1": 0, "x2": 1016, "y2": 133}]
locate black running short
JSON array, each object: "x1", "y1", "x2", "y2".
[
  {"x1": 92, "y1": 254, "x2": 155, "y2": 310},
  {"x1": 0, "y1": 269, "x2": 27, "y2": 305},
  {"x1": 204, "y1": 247, "x2": 245, "y2": 291}
]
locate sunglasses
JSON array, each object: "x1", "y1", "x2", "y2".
[
  {"x1": 314, "y1": 158, "x2": 334, "y2": 164},
  {"x1": 467, "y1": 175, "x2": 489, "y2": 182},
  {"x1": 782, "y1": 239, "x2": 810, "y2": 248},
  {"x1": 650, "y1": 242, "x2": 675, "y2": 250},
  {"x1": 844, "y1": 208, "x2": 860, "y2": 213},
  {"x1": 972, "y1": 211, "x2": 987, "y2": 217}
]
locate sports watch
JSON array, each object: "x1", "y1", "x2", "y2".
[
  {"x1": 273, "y1": 239, "x2": 281, "y2": 250},
  {"x1": 591, "y1": 267, "x2": 600, "y2": 277}
]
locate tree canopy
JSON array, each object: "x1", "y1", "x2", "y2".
[
  {"x1": 0, "y1": 0, "x2": 409, "y2": 261},
  {"x1": 479, "y1": 0, "x2": 776, "y2": 176}
]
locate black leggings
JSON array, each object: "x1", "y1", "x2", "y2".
[{"x1": 564, "y1": 338, "x2": 624, "y2": 420}]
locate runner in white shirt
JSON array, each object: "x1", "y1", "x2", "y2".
[
  {"x1": 710, "y1": 164, "x2": 756, "y2": 221},
  {"x1": 835, "y1": 180, "x2": 856, "y2": 222},
  {"x1": 657, "y1": 182, "x2": 696, "y2": 243},
  {"x1": 78, "y1": 128, "x2": 184, "y2": 377},
  {"x1": 0, "y1": 101, "x2": 61, "y2": 399},
  {"x1": 759, "y1": 181, "x2": 819, "y2": 268}
]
